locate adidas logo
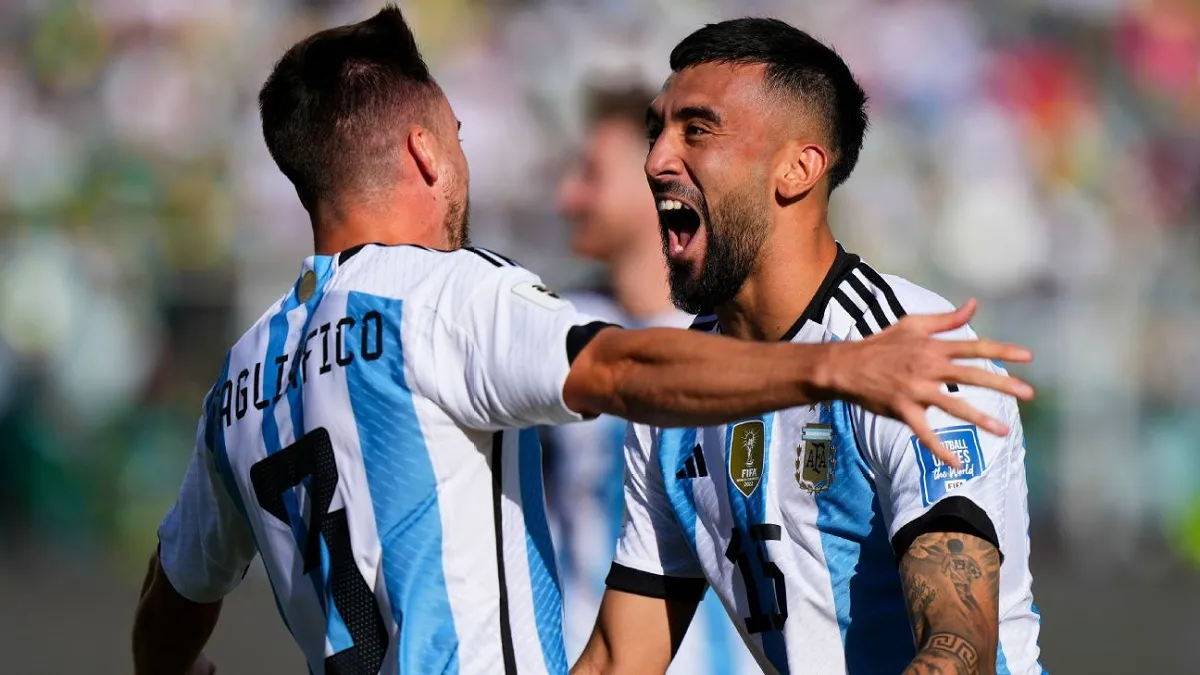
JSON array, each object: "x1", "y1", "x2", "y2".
[{"x1": 675, "y1": 444, "x2": 708, "y2": 479}]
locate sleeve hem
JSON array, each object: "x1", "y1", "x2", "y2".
[
  {"x1": 605, "y1": 562, "x2": 707, "y2": 603},
  {"x1": 891, "y1": 496, "x2": 1003, "y2": 564}
]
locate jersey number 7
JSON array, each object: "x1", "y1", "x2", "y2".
[{"x1": 251, "y1": 427, "x2": 389, "y2": 674}]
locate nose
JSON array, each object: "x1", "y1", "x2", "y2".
[{"x1": 644, "y1": 132, "x2": 685, "y2": 183}]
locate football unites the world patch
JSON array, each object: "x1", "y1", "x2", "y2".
[
  {"x1": 911, "y1": 425, "x2": 986, "y2": 507},
  {"x1": 728, "y1": 420, "x2": 765, "y2": 498},
  {"x1": 795, "y1": 423, "x2": 837, "y2": 494}
]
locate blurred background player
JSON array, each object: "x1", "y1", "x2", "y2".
[{"x1": 547, "y1": 82, "x2": 758, "y2": 673}]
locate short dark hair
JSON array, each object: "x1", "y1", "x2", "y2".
[
  {"x1": 669, "y1": 18, "x2": 869, "y2": 192},
  {"x1": 259, "y1": 4, "x2": 439, "y2": 208},
  {"x1": 582, "y1": 83, "x2": 656, "y2": 131}
]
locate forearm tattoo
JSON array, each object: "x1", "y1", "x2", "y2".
[{"x1": 900, "y1": 533, "x2": 1001, "y2": 675}]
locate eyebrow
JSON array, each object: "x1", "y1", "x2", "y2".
[
  {"x1": 645, "y1": 104, "x2": 723, "y2": 129},
  {"x1": 674, "y1": 105, "x2": 722, "y2": 126}
]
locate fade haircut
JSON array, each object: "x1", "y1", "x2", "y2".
[
  {"x1": 669, "y1": 18, "x2": 869, "y2": 192},
  {"x1": 259, "y1": 4, "x2": 440, "y2": 209}
]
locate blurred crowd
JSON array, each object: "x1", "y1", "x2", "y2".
[{"x1": 0, "y1": 0, "x2": 1197, "y2": 581}]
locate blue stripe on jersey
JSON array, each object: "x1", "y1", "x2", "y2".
[
  {"x1": 997, "y1": 642, "x2": 1012, "y2": 675},
  {"x1": 210, "y1": 352, "x2": 300, "y2": 641},
  {"x1": 603, "y1": 418, "x2": 627, "y2": 549},
  {"x1": 519, "y1": 428, "x2": 568, "y2": 673},
  {"x1": 722, "y1": 414, "x2": 788, "y2": 674},
  {"x1": 659, "y1": 427, "x2": 700, "y2": 556},
  {"x1": 285, "y1": 257, "x2": 357, "y2": 654},
  {"x1": 817, "y1": 401, "x2": 913, "y2": 674},
  {"x1": 346, "y1": 292, "x2": 459, "y2": 674},
  {"x1": 208, "y1": 353, "x2": 248, "y2": 518},
  {"x1": 1031, "y1": 603, "x2": 1048, "y2": 673},
  {"x1": 260, "y1": 280, "x2": 328, "y2": 624},
  {"x1": 699, "y1": 592, "x2": 735, "y2": 675}
]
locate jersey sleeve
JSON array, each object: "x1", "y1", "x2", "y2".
[
  {"x1": 607, "y1": 423, "x2": 707, "y2": 603},
  {"x1": 411, "y1": 262, "x2": 616, "y2": 430},
  {"x1": 858, "y1": 340, "x2": 1025, "y2": 562},
  {"x1": 157, "y1": 411, "x2": 257, "y2": 604}
]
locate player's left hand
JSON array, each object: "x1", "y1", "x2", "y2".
[{"x1": 185, "y1": 654, "x2": 216, "y2": 675}]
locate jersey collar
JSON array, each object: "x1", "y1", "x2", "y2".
[{"x1": 777, "y1": 242, "x2": 861, "y2": 342}]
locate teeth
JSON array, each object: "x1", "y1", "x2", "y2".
[{"x1": 657, "y1": 199, "x2": 685, "y2": 211}]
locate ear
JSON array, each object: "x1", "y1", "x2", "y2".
[
  {"x1": 776, "y1": 141, "x2": 828, "y2": 201},
  {"x1": 408, "y1": 126, "x2": 440, "y2": 186}
]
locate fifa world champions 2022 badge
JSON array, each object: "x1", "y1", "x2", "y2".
[
  {"x1": 729, "y1": 420, "x2": 766, "y2": 498},
  {"x1": 796, "y1": 423, "x2": 837, "y2": 494}
]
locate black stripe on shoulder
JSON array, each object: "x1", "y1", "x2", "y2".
[
  {"x1": 844, "y1": 271, "x2": 891, "y2": 331},
  {"x1": 855, "y1": 262, "x2": 907, "y2": 320},
  {"x1": 465, "y1": 247, "x2": 505, "y2": 267},
  {"x1": 690, "y1": 315, "x2": 719, "y2": 332},
  {"x1": 467, "y1": 247, "x2": 521, "y2": 268},
  {"x1": 339, "y1": 243, "x2": 437, "y2": 264},
  {"x1": 832, "y1": 288, "x2": 873, "y2": 337},
  {"x1": 484, "y1": 248, "x2": 519, "y2": 266},
  {"x1": 606, "y1": 563, "x2": 707, "y2": 603}
]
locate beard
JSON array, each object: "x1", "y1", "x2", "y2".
[
  {"x1": 443, "y1": 179, "x2": 471, "y2": 249},
  {"x1": 665, "y1": 185, "x2": 770, "y2": 316}
]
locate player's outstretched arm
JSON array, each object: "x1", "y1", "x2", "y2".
[
  {"x1": 571, "y1": 589, "x2": 700, "y2": 675},
  {"x1": 565, "y1": 299, "x2": 1032, "y2": 466},
  {"x1": 899, "y1": 532, "x2": 1001, "y2": 675},
  {"x1": 132, "y1": 549, "x2": 220, "y2": 675}
]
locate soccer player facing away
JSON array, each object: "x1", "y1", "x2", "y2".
[
  {"x1": 550, "y1": 84, "x2": 758, "y2": 674},
  {"x1": 130, "y1": 8, "x2": 1036, "y2": 675},
  {"x1": 574, "y1": 19, "x2": 1045, "y2": 675}
]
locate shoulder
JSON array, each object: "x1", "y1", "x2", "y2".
[
  {"x1": 824, "y1": 260, "x2": 968, "y2": 340},
  {"x1": 344, "y1": 244, "x2": 542, "y2": 307},
  {"x1": 353, "y1": 244, "x2": 531, "y2": 278}
]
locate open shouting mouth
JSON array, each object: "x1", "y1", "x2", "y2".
[{"x1": 657, "y1": 196, "x2": 705, "y2": 263}]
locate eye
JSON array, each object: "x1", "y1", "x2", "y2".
[
  {"x1": 686, "y1": 124, "x2": 709, "y2": 138},
  {"x1": 645, "y1": 126, "x2": 662, "y2": 146}
]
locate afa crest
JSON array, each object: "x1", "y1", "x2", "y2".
[{"x1": 796, "y1": 423, "x2": 837, "y2": 494}]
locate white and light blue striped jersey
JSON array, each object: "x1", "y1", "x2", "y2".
[
  {"x1": 540, "y1": 291, "x2": 760, "y2": 675},
  {"x1": 157, "y1": 243, "x2": 610, "y2": 675},
  {"x1": 610, "y1": 245, "x2": 1045, "y2": 675}
]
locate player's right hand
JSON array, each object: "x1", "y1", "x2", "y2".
[{"x1": 822, "y1": 298, "x2": 1034, "y2": 468}]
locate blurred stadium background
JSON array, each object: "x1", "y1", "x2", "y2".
[{"x1": 0, "y1": 0, "x2": 1197, "y2": 672}]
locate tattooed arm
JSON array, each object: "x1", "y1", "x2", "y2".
[{"x1": 900, "y1": 532, "x2": 1001, "y2": 675}]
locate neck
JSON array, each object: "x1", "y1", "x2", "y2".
[
  {"x1": 608, "y1": 240, "x2": 677, "y2": 322},
  {"x1": 714, "y1": 212, "x2": 839, "y2": 342},
  {"x1": 310, "y1": 192, "x2": 445, "y2": 256}
]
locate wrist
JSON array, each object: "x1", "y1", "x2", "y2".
[{"x1": 797, "y1": 342, "x2": 842, "y2": 403}]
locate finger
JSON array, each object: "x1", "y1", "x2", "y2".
[
  {"x1": 945, "y1": 365, "x2": 1035, "y2": 400},
  {"x1": 927, "y1": 391, "x2": 1012, "y2": 438},
  {"x1": 906, "y1": 298, "x2": 977, "y2": 336},
  {"x1": 941, "y1": 338, "x2": 1033, "y2": 364},
  {"x1": 904, "y1": 405, "x2": 962, "y2": 469}
]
